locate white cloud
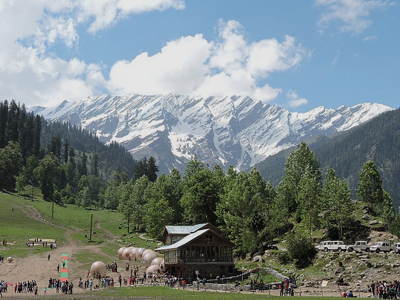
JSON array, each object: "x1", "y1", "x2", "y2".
[
  {"x1": 316, "y1": 0, "x2": 392, "y2": 34},
  {"x1": 109, "y1": 20, "x2": 308, "y2": 104},
  {"x1": 287, "y1": 90, "x2": 308, "y2": 108},
  {"x1": 0, "y1": 0, "x2": 185, "y2": 106},
  {"x1": 247, "y1": 36, "x2": 308, "y2": 78},
  {"x1": 75, "y1": 0, "x2": 185, "y2": 33},
  {"x1": 363, "y1": 35, "x2": 377, "y2": 41},
  {"x1": 331, "y1": 50, "x2": 340, "y2": 66},
  {"x1": 0, "y1": 1, "x2": 308, "y2": 107},
  {"x1": 109, "y1": 34, "x2": 211, "y2": 95}
]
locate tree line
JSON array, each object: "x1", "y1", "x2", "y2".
[
  {"x1": 0, "y1": 100, "x2": 138, "y2": 208},
  {"x1": 1, "y1": 99, "x2": 398, "y2": 258},
  {"x1": 109, "y1": 142, "x2": 396, "y2": 258}
]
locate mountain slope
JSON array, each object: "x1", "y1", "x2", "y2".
[
  {"x1": 31, "y1": 94, "x2": 393, "y2": 174},
  {"x1": 254, "y1": 108, "x2": 400, "y2": 207}
]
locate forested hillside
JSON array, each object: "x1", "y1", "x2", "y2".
[
  {"x1": 254, "y1": 108, "x2": 400, "y2": 208},
  {"x1": 0, "y1": 99, "x2": 137, "y2": 207},
  {"x1": 2, "y1": 99, "x2": 399, "y2": 261},
  {"x1": 41, "y1": 119, "x2": 136, "y2": 180}
]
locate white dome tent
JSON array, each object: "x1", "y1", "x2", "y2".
[{"x1": 90, "y1": 261, "x2": 107, "y2": 277}]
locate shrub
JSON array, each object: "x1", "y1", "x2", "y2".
[
  {"x1": 278, "y1": 251, "x2": 291, "y2": 264},
  {"x1": 287, "y1": 229, "x2": 316, "y2": 267}
]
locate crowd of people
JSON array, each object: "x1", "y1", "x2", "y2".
[{"x1": 367, "y1": 280, "x2": 400, "y2": 299}]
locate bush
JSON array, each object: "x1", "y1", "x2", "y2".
[
  {"x1": 278, "y1": 251, "x2": 291, "y2": 264},
  {"x1": 287, "y1": 229, "x2": 316, "y2": 267}
]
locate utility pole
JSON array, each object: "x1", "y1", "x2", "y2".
[
  {"x1": 89, "y1": 213, "x2": 93, "y2": 241},
  {"x1": 127, "y1": 213, "x2": 130, "y2": 234},
  {"x1": 52, "y1": 201, "x2": 54, "y2": 219}
]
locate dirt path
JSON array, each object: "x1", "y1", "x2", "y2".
[{"x1": 0, "y1": 202, "x2": 121, "y2": 298}]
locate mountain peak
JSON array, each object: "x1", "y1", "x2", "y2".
[{"x1": 30, "y1": 94, "x2": 393, "y2": 174}]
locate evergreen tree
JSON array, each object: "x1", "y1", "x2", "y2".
[
  {"x1": 143, "y1": 181, "x2": 174, "y2": 239},
  {"x1": 91, "y1": 153, "x2": 99, "y2": 177},
  {"x1": 382, "y1": 191, "x2": 395, "y2": 226},
  {"x1": 63, "y1": 139, "x2": 69, "y2": 164},
  {"x1": 133, "y1": 157, "x2": 148, "y2": 181},
  {"x1": 6, "y1": 100, "x2": 20, "y2": 143},
  {"x1": 33, "y1": 115, "x2": 41, "y2": 157},
  {"x1": 0, "y1": 100, "x2": 8, "y2": 148},
  {"x1": 33, "y1": 153, "x2": 61, "y2": 200},
  {"x1": 283, "y1": 142, "x2": 322, "y2": 214},
  {"x1": 48, "y1": 135, "x2": 62, "y2": 161},
  {"x1": 78, "y1": 152, "x2": 88, "y2": 176},
  {"x1": 321, "y1": 168, "x2": 354, "y2": 238},
  {"x1": 181, "y1": 158, "x2": 224, "y2": 225},
  {"x1": 69, "y1": 147, "x2": 76, "y2": 166},
  {"x1": 0, "y1": 141, "x2": 23, "y2": 191},
  {"x1": 118, "y1": 176, "x2": 150, "y2": 232},
  {"x1": 217, "y1": 168, "x2": 272, "y2": 256},
  {"x1": 147, "y1": 156, "x2": 159, "y2": 182},
  {"x1": 298, "y1": 168, "x2": 322, "y2": 236},
  {"x1": 357, "y1": 161, "x2": 384, "y2": 212}
]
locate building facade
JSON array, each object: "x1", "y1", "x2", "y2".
[{"x1": 155, "y1": 223, "x2": 235, "y2": 279}]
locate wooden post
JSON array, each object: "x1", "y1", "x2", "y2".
[{"x1": 89, "y1": 213, "x2": 93, "y2": 241}]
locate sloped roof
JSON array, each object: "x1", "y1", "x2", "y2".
[
  {"x1": 155, "y1": 229, "x2": 209, "y2": 252},
  {"x1": 164, "y1": 223, "x2": 208, "y2": 235}
]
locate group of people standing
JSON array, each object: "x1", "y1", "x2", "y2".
[{"x1": 369, "y1": 280, "x2": 400, "y2": 299}]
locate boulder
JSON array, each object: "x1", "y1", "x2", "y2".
[
  {"x1": 252, "y1": 255, "x2": 264, "y2": 263},
  {"x1": 369, "y1": 220, "x2": 378, "y2": 225}
]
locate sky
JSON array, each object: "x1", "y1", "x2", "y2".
[{"x1": 0, "y1": 0, "x2": 398, "y2": 112}]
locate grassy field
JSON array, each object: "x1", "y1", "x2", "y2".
[
  {"x1": 0, "y1": 191, "x2": 161, "y2": 260},
  {"x1": 0, "y1": 192, "x2": 66, "y2": 258},
  {"x1": 25, "y1": 285, "x2": 372, "y2": 299}
]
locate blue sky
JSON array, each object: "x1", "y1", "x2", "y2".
[{"x1": 0, "y1": 0, "x2": 398, "y2": 112}]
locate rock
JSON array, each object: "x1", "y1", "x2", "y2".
[
  {"x1": 362, "y1": 214, "x2": 370, "y2": 220},
  {"x1": 369, "y1": 220, "x2": 378, "y2": 225},
  {"x1": 335, "y1": 267, "x2": 345, "y2": 274},
  {"x1": 252, "y1": 255, "x2": 264, "y2": 263}
]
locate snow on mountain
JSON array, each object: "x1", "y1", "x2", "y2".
[{"x1": 31, "y1": 94, "x2": 393, "y2": 174}]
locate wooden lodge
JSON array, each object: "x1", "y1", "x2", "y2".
[{"x1": 155, "y1": 223, "x2": 235, "y2": 280}]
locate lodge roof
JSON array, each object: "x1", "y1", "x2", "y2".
[
  {"x1": 155, "y1": 229, "x2": 210, "y2": 252},
  {"x1": 164, "y1": 223, "x2": 209, "y2": 235}
]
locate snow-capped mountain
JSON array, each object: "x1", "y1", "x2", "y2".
[{"x1": 31, "y1": 94, "x2": 393, "y2": 174}]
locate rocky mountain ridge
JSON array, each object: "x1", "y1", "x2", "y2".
[{"x1": 31, "y1": 94, "x2": 393, "y2": 173}]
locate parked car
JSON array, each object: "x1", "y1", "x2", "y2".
[
  {"x1": 347, "y1": 241, "x2": 370, "y2": 252},
  {"x1": 328, "y1": 241, "x2": 347, "y2": 252},
  {"x1": 316, "y1": 241, "x2": 330, "y2": 252},
  {"x1": 370, "y1": 242, "x2": 391, "y2": 253},
  {"x1": 391, "y1": 243, "x2": 400, "y2": 253},
  {"x1": 316, "y1": 241, "x2": 347, "y2": 252}
]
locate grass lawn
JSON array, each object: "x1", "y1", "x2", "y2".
[
  {"x1": 71, "y1": 286, "x2": 373, "y2": 299},
  {"x1": 0, "y1": 192, "x2": 66, "y2": 258}
]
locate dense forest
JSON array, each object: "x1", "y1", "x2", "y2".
[
  {"x1": 1, "y1": 99, "x2": 399, "y2": 261},
  {"x1": 0, "y1": 100, "x2": 140, "y2": 207},
  {"x1": 255, "y1": 108, "x2": 400, "y2": 208},
  {"x1": 108, "y1": 143, "x2": 398, "y2": 260}
]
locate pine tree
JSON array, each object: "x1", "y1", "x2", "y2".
[
  {"x1": 283, "y1": 142, "x2": 322, "y2": 214},
  {"x1": 357, "y1": 161, "x2": 384, "y2": 212},
  {"x1": 63, "y1": 139, "x2": 69, "y2": 164},
  {"x1": 147, "y1": 156, "x2": 159, "y2": 182},
  {"x1": 321, "y1": 168, "x2": 354, "y2": 238},
  {"x1": 33, "y1": 115, "x2": 41, "y2": 157}
]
